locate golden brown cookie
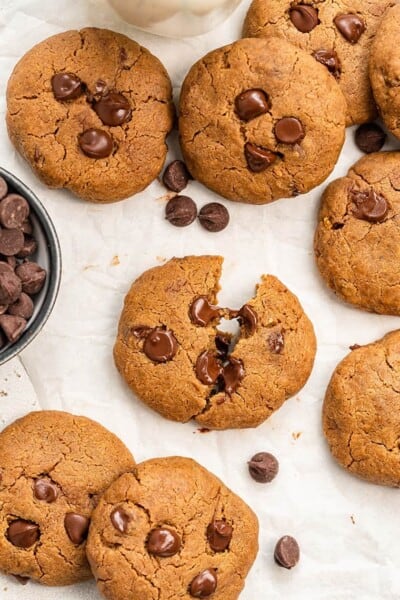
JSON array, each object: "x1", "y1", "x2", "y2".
[
  {"x1": 243, "y1": 0, "x2": 395, "y2": 126},
  {"x1": 370, "y1": 5, "x2": 400, "y2": 139},
  {"x1": 113, "y1": 256, "x2": 316, "y2": 429},
  {"x1": 6, "y1": 28, "x2": 173, "y2": 203},
  {"x1": 0, "y1": 411, "x2": 135, "y2": 585},
  {"x1": 86, "y1": 456, "x2": 259, "y2": 600},
  {"x1": 323, "y1": 331, "x2": 400, "y2": 487},
  {"x1": 179, "y1": 37, "x2": 346, "y2": 205},
  {"x1": 314, "y1": 152, "x2": 400, "y2": 315}
]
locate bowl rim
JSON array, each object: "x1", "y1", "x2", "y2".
[{"x1": 0, "y1": 167, "x2": 62, "y2": 366}]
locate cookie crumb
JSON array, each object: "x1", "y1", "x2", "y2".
[
  {"x1": 110, "y1": 255, "x2": 120, "y2": 266},
  {"x1": 292, "y1": 432, "x2": 302, "y2": 440},
  {"x1": 350, "y1": 515, "x2": 356, "y2": 525}
]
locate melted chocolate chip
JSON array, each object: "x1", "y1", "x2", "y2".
[
  {"x1": 163, "y1": 160, "x2": 191, "y2": 193},
  {"x1": 64, "y1": 513, "x2": 90, "y2": 545},
  {"x1": 147, "y1": 527, "x2": 181, "y2": 557},
  {"x1": 237, "y1": 304, "x2": 258, "y2": 335},
  {"x1": 207, "y1": 520, "x2": 233, "y2": 552},
  {"x1": 275, "y1": 117, "x2": 305, "y2": 144},
  {"x1": 248, "y1": 452, "x2": 279, "y2": 483},
  {"x1": 313, "y1": 49, "x2": 341, "y2": 79},
  {"x1": 143, "y1": 327, "x2": 178, "y2": 362},
  {"x1": 7, "y1": 520, "x2": 40, "y2": 548},
  {"x1": 189, "y1": 569, "x2": 217, "y2": 598},
  {"x1": 268, "y1": 331, "x2": 285, "y2": 354},
  {"x1": 51, "y1": 73, "x2": 82, "y2": 101},
  {"x1": 290, "y1": 5, "x2": 319, "y2": 33},
  {"x1": 79, "y1": 129, "x2": 113, "y2": 159},
  {"x1": 94, "y1": 92, "x2": 132, "y2": 126},
  {"x1": 351, "y1": 189, "x2": 388, "y2": 223},
  {"x1": 215, "y1": 334, "x2": 230, "y2": 357},
  {"x1": 334, "y1": 14, "x2": 365, "y2": 44},
  {"x1": 355, "y1": 123, "x2": 386, "y2": 154},
  {"x1": 222, "y1": 358, "x2": 245, "y2": 395},
  {"x1": 110, "y1": 507, "x2": 131, "y2": 534},
  {"x1": 196, "y1": 351, "x2": 223, "y2": 385},
  {"x1": 166, "y1": 195, "x2": 197, "y2": 227},
  {"x1": 274, "y1": 536, "x2": 300, "y2": 569},
  {"x1": 235, "y1": 89, "x2": 270, "y2": 121},
  {"x1": 33, "y1": 479, "x2": 59, "y2": 503},
  {"x1": 190, "y1": 297, "x2": 221, "y2": 326},
  {"x1": 245, "y1": 143, "x2": 278, "y2": 172}
]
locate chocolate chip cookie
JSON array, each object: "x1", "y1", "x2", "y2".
[
  {"x1": 113, "y1": 256, "x2": 316, "y2": 429},
  {"x1": 323, "y1": 330, "x2": 400, "y2": 487},
  {"x1": 6, "y1": 28, "x2": 173, "y2": 203},
  {"x1": 370, "y1": 5, "x2": 400, "y2": 139},
  {"x1": 0, "y1": 411, "x2": 135, "y2": 585},
  {"x1": 179, "y1": 37, "x2": 346, "y2": 205},
  {"x1": 314, "y1": 152, "x2": 400, "y2": 315},
  {"x1": 243, "y1": 0, "x2": 395, "y2": 126},
  {"x1": 86, "y1": 456, "x2": 259, "y2": 600}
]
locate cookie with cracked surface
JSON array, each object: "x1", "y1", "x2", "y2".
[
  {"x1": 323, "y1": 330, "x2": 400, "y2": 487},
  {"x1": 86, "y1": 456, "x2": 259, "y2": 600},
  {"x1": 179, "y1": 37, "x2": 346, "y2": 205},
  {"x1": 6, "y1": 28, "x2": 173, "y2": 203},
  {"x1": 314, "y1": 152, "x2": 400, "y2": 315},
  {"x1": 370, "y1": 5, "x2": 400, "y2": 139},
  {"x1": 243, "y1": 0, "x2": 395, "y2": 126},
  {"x1": 0, "y1": 410, "x2": 135, "y2": 585},
  {"x1": 113, "y1": 255, "x2": 316, "y2": 429}
]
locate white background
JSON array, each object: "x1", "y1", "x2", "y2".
[{"x1": 0, "y1": 1, "x2": 400, "y2": 598}]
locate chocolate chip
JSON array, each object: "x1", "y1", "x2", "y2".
[
  {"x1": 190, "y1": 569, "x2": 217, "y2": 598},
  {"x1": 268, "y1": 331, "x2": 285, "y2": 354},
  {"x1": 131, "y1": 326, "x2": 152, "y2": 339},
  {"x1": 52, "y1": 72, "x2": 83, "y2": 101},
  {"x1": 95, "y1": 79, "x2": 108, "y2": 96},
  {"x1": 248, "y1": 452, "x2": 279, "y2": 483},
  {"x1": 163, "y1": 160, "x2": 191, "y2": 193},
  {"x1": 143, "y1": 327, "x2": 178, "y2": 362},
  {"x1": 235, "y1": 89, "x2": 270, "y2": 121},
  {"x1": 16, "y1": 262, "x2": 46, "y2": 295},
  {"x1": 196, "y1": 351, "x2": 223, "y2": 385},
  {"x1": 13, "y1": 575, "x2": 30, "y2": 585},
  {"x1": 190, "y1": 296, "x2": 221, "y2": 326},
  {"x1": 110, "y1": 507, "x2": 131, "y2": 533},
  {"x1": 313, "y1": 49, "x2": 341, "y2": 78},
  {"x1": 21, "y1": 220, "x2": 33, "y2": 236},
  {"x1": 245, "y1": 143, "x2": 278, "y2": 172},
  {"x1": 165, "y1": 195, "x2": 197, "y2": 227},
  {"x1": 351, "y1": 189, "x2": 388, "y2": 223},
  {"x1": 198, "y1": 203, "x2": 230, "y2": 232},
  {"x1": 355, "y1": 123, "x2": 386, "y2": 154},
  {"x1": 332, "y1": 222, "x2": 344, "y2": 230},
  {"x1": 79, "y1": 129, "x2": 113, "y2": 159},
  {"x1": 215, "y1": 333, "x2": 230, "y2": 357},
  {"x1": 0, "y1": 270, "x2": 22, "y2": 305},
  {"x1": 334, "y1": 14, "x2": 365, "y2": 43},
  {"x1": 0, "y1": 177, "x2": 8, "y2": 201},
  {"x1": 7, "y1": 520, "x2": 40, "y2": 548},
  {"x1": 33, "y1": 479, "x2": 58, "y2": 503},
  {"x1": 0, "y1": 315, "x2": 26, "y2": 342},
  {"x1": 94, "y1": 92, "x2": 132, "y2": 126},
  {"x1": 237, "y1": 304, "x2": 258, "y2": 335},
  {"x1": 207, "y1": 520, "x2": 232, "y2": 552},
  {"x1": 64, "y1": 513, "x2": 90, "y2": 545},
  {"x1": 274, "y1": 536, "x2": 300, "y2": 569},
  {"x1": 290, "y1": 5, "x2": 319, "y2": 32},
  {"x1": 147, "y1": 527, "x2": 181, "y2": 557},
  {"x1": 0, "y1": 229, "x2": 24, "y2": 256},
  {"x1": 275, "y1": 117, "x2": 305, "y2": 144},
  {"x1": 16, "y1": 237, "x2": 37, "y2": 259},
  {"x1": 0, "y1": 194, "x2": 29, "y2": 229},
  {"x1": 222, "y1": 358, "x2": 245, "y2": 395}
]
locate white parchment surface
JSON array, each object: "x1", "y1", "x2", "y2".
[{"x1": 0, "y1": 1, "x2": 400, "y2": 598}]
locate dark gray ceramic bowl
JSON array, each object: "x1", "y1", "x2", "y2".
[{"x1": 0, "y1": 167, "x2": 61, "y2": 366}]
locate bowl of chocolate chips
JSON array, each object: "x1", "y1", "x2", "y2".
[{"x1": 0, "y1": 167, "x2": 61, "y2": 365}]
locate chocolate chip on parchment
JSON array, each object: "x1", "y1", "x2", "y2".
[
  {"x1": 274, "y1": 535, "x2": 300, "y2": 569},
  {"x1": 198, "y1": 203, "x2": 229, "y2": 232},
  {"x1": 355, "y1": 123, "x2": 386, "y2": 154},
  {"x1": 248, "y1": 452, "x2": 279, "y2": 483},
  {"x1": 163, "y1": 160, "x2": 191, "y2": 193},
  {"x1": 165, "y1": 195, "x2": 197, "y2": 227}
]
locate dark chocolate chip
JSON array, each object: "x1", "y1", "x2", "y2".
[
  {"x1": 207, "y1": 520, "x2": 232, "y2": 552},
  {"x1": 0, "y1": 229, "x2": 24, "y2": 256},
  {"x1": 248, "y1": 452, "x2": 279, "y2": 483},
  {"x1": 275, "y1": 117, "x2": 305, "y2": 144},
  {"x1": 21, "y1": 220, "x2": 33, "y2": 236},
  {"x1": 350, "y1": 189, "x2": 388, "y2": 223},
  {"x1": 79, "y1": 129, "x2": 113, "y2": 159},
  {"x1": 215, "y1": 333, "x2": 230, "y2": 357},
  {"x1": 51, "y1": 72, "x2": 83, "y2": 101},
  {"x1": 0, "y1": 314, "x2": 26, "y2": 342},
  {"x1": 222, "y1": 358, "x2": 245, "y2": 395},
  {"x1": 237, "y1": 304, "x2": 258, "y2": 335},
  {"x1": 268, "y1": 331, "x2": 285, "y2": 354},
  {"x1": 198, "y1": 203, "x2": 230, "y2": 232},
  {"x1": 64, "y1": 513, "x2": 90, "y2": 545},
  {"x1": 0, "y1": 177, "x2": 8, "y2": 201},
  {"x1": 143, "y1": 327, "x2": 178, "y2": 362},
  {"x1": 0, "y1": 270, "x2": 22, "y2": 305},
  {"x1": 165, "y1": 195, "x2": 197, "y2": 227},
  {"x1": 196, "y1": 351, "x2": 223, "y2": 385},
  {"x1": 16, "y1": 262, "x2": 46, "y2": 295},
  {"x1": 13, "y1": 575, "x2": 30, "y2": 585},
  {"x1": 163, "y1": 160, "x2": 191, "y2": 193},
  {"x1": 334, "y1": 14, "x2": 365, "y2": 43},
  {"x1": 190, "y1": 296, "x2": 221, "y2": 326},
  {"x1": 245, "y1": 143, "x2": 278, "y2": 172},
  {"x1": 332, "y1": 222, "x2": 344, "y2": 230},
  {"x1": 274, "y1": 536, "x2": 300, "y2": 569},
  {"x1": 110, "y1": 507, "x2": 131, "y2": 534},
  {"x1": 190, "y1": 569, "x2": 217, "y2": 598},
  {"x1": 33, "y1": 479, "x2": 59, "y2": 503},
  {"x1": 290, "y1": 5, "x2": 319, "y2": 32},
  {"x1": 147, "y1": 527, "x2": 181, "y2": 557},
  {"x1": 7, "y1": 520, "x2": 40, "y2": 548},
  {"x1": 312, "y1": 49, "x2": 341, "y2": 78},
  {"x1": 94, "y1": 92, "x2": 131, "y2": 126},
  {"x1": 0, "y1": 194, "x2": 29, "y2": 229},
  {"x1": 355, "y1": 123, "x2": 386, "y2": 154},
  {"x1": 16, "y1": 236, "x2": 37, "y2": 259},
  {"x1": 235, "y1": 89, "x2": 270, "y2": 121}
]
